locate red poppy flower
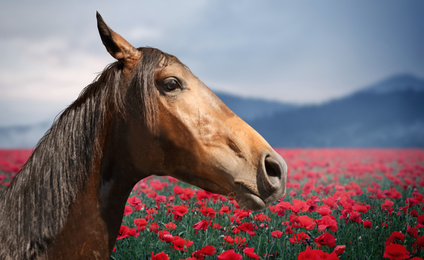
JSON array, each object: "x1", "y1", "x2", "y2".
[
  {"x1": 298, "y1": 215, "x2": 316, "y2": 230},
  {"x1": 292, "y1": 199, "x2": 310, "y2": 214},
  {"x1": 352, "y1": 204, "x2": 370, "y2": 213},
  {"x1": 149, "y1": 222, "x2": 159, "y2": 233},
  {"x1": 172, "y1": 236, "x2": 193, "y2": 251},
  {"x1": 412, "y1": 236, "x2": 424, "y2": 253},
  {"x1": 289, "y1": 214, "x2": 298, "y2": 224},
  {"x1": 197, "y1": 245, "x2": 216, "y2": 256},
  {"x1": 301, "y1": 180, "x2": 314, "y2": 197},
  {"x1": 167, "y1": 176, "x2": 178, "y2": 183},
  {"x1": 164, "y1": 222, "x2": 177, "y2": 230},
  {"x1": 333, "y1": 245, "x2": 346, "y2": 255},
  {"x1": 302, "y1": 199, "x2": 316, "y2": 213},
  {"x1": 127, "y1": 195, "x2": 144, "y2": 211},
  {"x1": 230, "y1": 210, "x2": 251, "y2": 223},
  {"x1": 147, "y1": 208, "x2": 158, "y2": 215},
  {"x1": 168, "y1": 204, "x2": 189, "y2": 221},
  {"x1": 243, "y1": 247, "x2": 259, "y2": 259},
  {"x1": 212, "y1": 223, "x2": 222, "y2": 229},
  {"x1": 123, "y1": 205, "x2": 133, "y2": 215},
  {"x1": 383, "y1": 244, "x2": 410, "y2": 260},
  {"x1": 151, "y1": 251, "x2": 170, "y2": 260},
  {"x1": 158, "y1": 230, "x2": 173, "y2": 243},
  {"x1": 179, "y1": 188, "x2": 195, "y2": 201},
  {"x1": 223, "y1": 236, "x2": 234, "y2": 244},
  {"x1": 405, "y1": 197, "x2": 419, "y2": 207},
  {"x1": 134, "y1": 218, "x2": 148, "y2": 231},
  {"x1": 381, "y1": 200, "x2": 394, "y2": 212},
  {"x1": 385, "y1": 187, "x2": 402, "y2": 199},
  {"x1": 217, "y1": 249, "x2": 242, "y2": 260},
  {"x1": 406, "y1": 225, "x2": 417, "y2": 238},
  {"x1": 219, "y1": 206, "x2": 231, "y2": 215},
  {"x1": 289, "y1": 232, "x2": 310, "y2": 244},
  {"x1": 285, "y1": 225, "x2": 294, "y2": 235},
  {"x1": 192, "y1": 220, "x2": 210, "y2": 234},
  {"x1": 410, "y1": 210, "x2": 419, "y2": 217},
  {"x1": 298, "y1": 246, "x2": 340, "y2": 260},
  {"x1": 196, "y1": 190, "x2": 214, "y2": 201},
  {"x1": 173, "y1": 185, "x2": 183, "y2": 194},
  {"x1": 347, "y1": 211, "x2": 361, "y2": 223},
  {"x1": 127, "y1": 228, "x2": 139, "y2": 237},
  {"x1": 117, "y1": 225, "x2": 129, "y2": 240},
  {"x1": 234, "y1": 236, "x2": 247, "y2": 247},
  {"x1": 147, "y1": 192, "x2": 157, "y2": 199},
  {"x1": 418, "y1": 214, "x2": 424, "y2": 225},
  {"x1": 317, "y1": 205, "x2": 333, "y2": 216},
  {"x1": 155, "y1": 195, "x2": 167, "y2": 205},
  {"x1": 363, "y1": 220, "x2": 372, "y2": 228},
  {"x1": 316, "y1": 215, "x2": 338, "y2": 232},
  {"x1": 200, "y1": 206, "x2": 216, "y2": 218},
  {"x1": 236, "y1": 222, "x2": 256, "y2": 236},
  {"x1": 314, "y1": 232, "x2": 336, "y2": 248},
  {"x1": 259, "y1": 223, "x2": 268, "y2": 229},
  {"x1": 322, "y1": 196, "x2": 337, "y2": 209},
  {"x1": 271, "y1": 230, "x2": 283, "y2": 238},
  {"x1": 254, "y1": 212, "x2": 271, "y2": 222},
  {"x1": 385, "y1": 231, "x2": 405, "y2": 247},
  {"x1": 270, "y1": 201, "x2": 291, "y2": 216},
  {"x1": 151, "y1": 179, "x2": 167, "y2": 191}
]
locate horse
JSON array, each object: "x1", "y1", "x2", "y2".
[{"x1": 0, "y1": 12, "x2": 287, "y2": 260}]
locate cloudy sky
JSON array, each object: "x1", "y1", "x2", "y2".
[{"x1": 1, "y1": 0, "x2": 423, "y2": 126}]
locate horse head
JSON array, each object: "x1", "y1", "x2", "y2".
[{"x1": 97, "y1": 13, "x2": 287, "y2": 211}]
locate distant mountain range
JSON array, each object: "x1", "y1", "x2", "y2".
[
  {"x1": 0, "y1": 122, "x2": 51, "y2": 149},
  {"x1": 0, "y1": 74, "x2": 423, "y2": 148},
  {"x1": 250, "y1": 74, "x2": 424, "y2": 147},
  {"x1": 215, "y1": 92, "x2": 298, "y2": 121}
]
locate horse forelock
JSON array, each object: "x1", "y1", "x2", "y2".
[{"x1": 128, "y1": 47, "x2": 178, "y2": 133}]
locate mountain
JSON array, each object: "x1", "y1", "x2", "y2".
[
  {"x1": 0, "y1": 122, "x2": 51, "y2": 149},
  {"x1": 215, "y1": 92, "x2": 297, "y2": 121},
  {"x1": 250, "y1": 74, "x2": 424, "y2": 147},
  {"x1": 362, "y1": 74, "x2": 424, "y2": 94}
]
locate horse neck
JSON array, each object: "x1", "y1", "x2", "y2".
[
  {"x1": 48, "y1": 117, "x2": 151, "y2": 259},
  {"x1": 46, "y1": 122, "x2": 144, "y2": 259},
  {"x1": 47, "y1": 156, "x2": 137, "y2": 259},
  {"x1": 0, "y1": 94, "x2": 137, "y2": 259}
]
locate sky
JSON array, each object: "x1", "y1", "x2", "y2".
[{"x1": 0, "y1": 0, "x2": 423, "y2": 126}]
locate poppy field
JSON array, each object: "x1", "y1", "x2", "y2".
[{"x1": 1, "y1": 149, "x2": 424, "y2": 260}]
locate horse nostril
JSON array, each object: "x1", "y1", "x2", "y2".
[
  {"x1": 264, "y1": 155, "x2": 283, "y2": 185},
  {"x1": 257, "y1": 152, "x2": 287, "y2": 202}
]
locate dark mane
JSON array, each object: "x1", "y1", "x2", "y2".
[{"x1": 0, "y1": 47, "x2": 171, "y2": 259}]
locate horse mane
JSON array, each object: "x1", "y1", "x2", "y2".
[{"x1": 0, "y1": 47, "x2": 171, "y2": 259}]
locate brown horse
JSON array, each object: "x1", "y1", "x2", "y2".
[{"x1": 0, "y1": 13, "x2": 287, "y2": 259}]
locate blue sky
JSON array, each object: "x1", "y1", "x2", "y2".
[{"x1": 0, "y1": 0, "x2": 423, "y2": 126}]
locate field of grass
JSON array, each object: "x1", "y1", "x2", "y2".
[{"x1": 1, "y1": 149, "x2": 423, "y2": 259}]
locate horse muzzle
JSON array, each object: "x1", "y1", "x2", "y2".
[{"x1": 234, "y1": 150, "x2": 287, "y2": 211}]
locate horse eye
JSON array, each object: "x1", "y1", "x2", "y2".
[{"x1": 163, "y1": 79, "x2": 181, "y2": 92}]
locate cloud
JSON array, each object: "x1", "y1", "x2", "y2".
[
  {"x1": 0, "y1": 36, "x2": 110, "y2": 101},
  {"x1": 0, "y1": 0, "x2": 423, "y2": 126}
]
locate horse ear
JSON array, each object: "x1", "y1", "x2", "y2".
[{"x1": 96, "y1": 12, "x2": 141, "y2": 69}]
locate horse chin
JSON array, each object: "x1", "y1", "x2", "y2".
[
  {"x1": 234, "y1": 186, "x2": 286, "y2": 211},
  {"x1": 235, "y1": 193, "x2": 268, "y2": 211},
  {"x1": 191, "y1": 180, "x2": 269, "y2": 211}
]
